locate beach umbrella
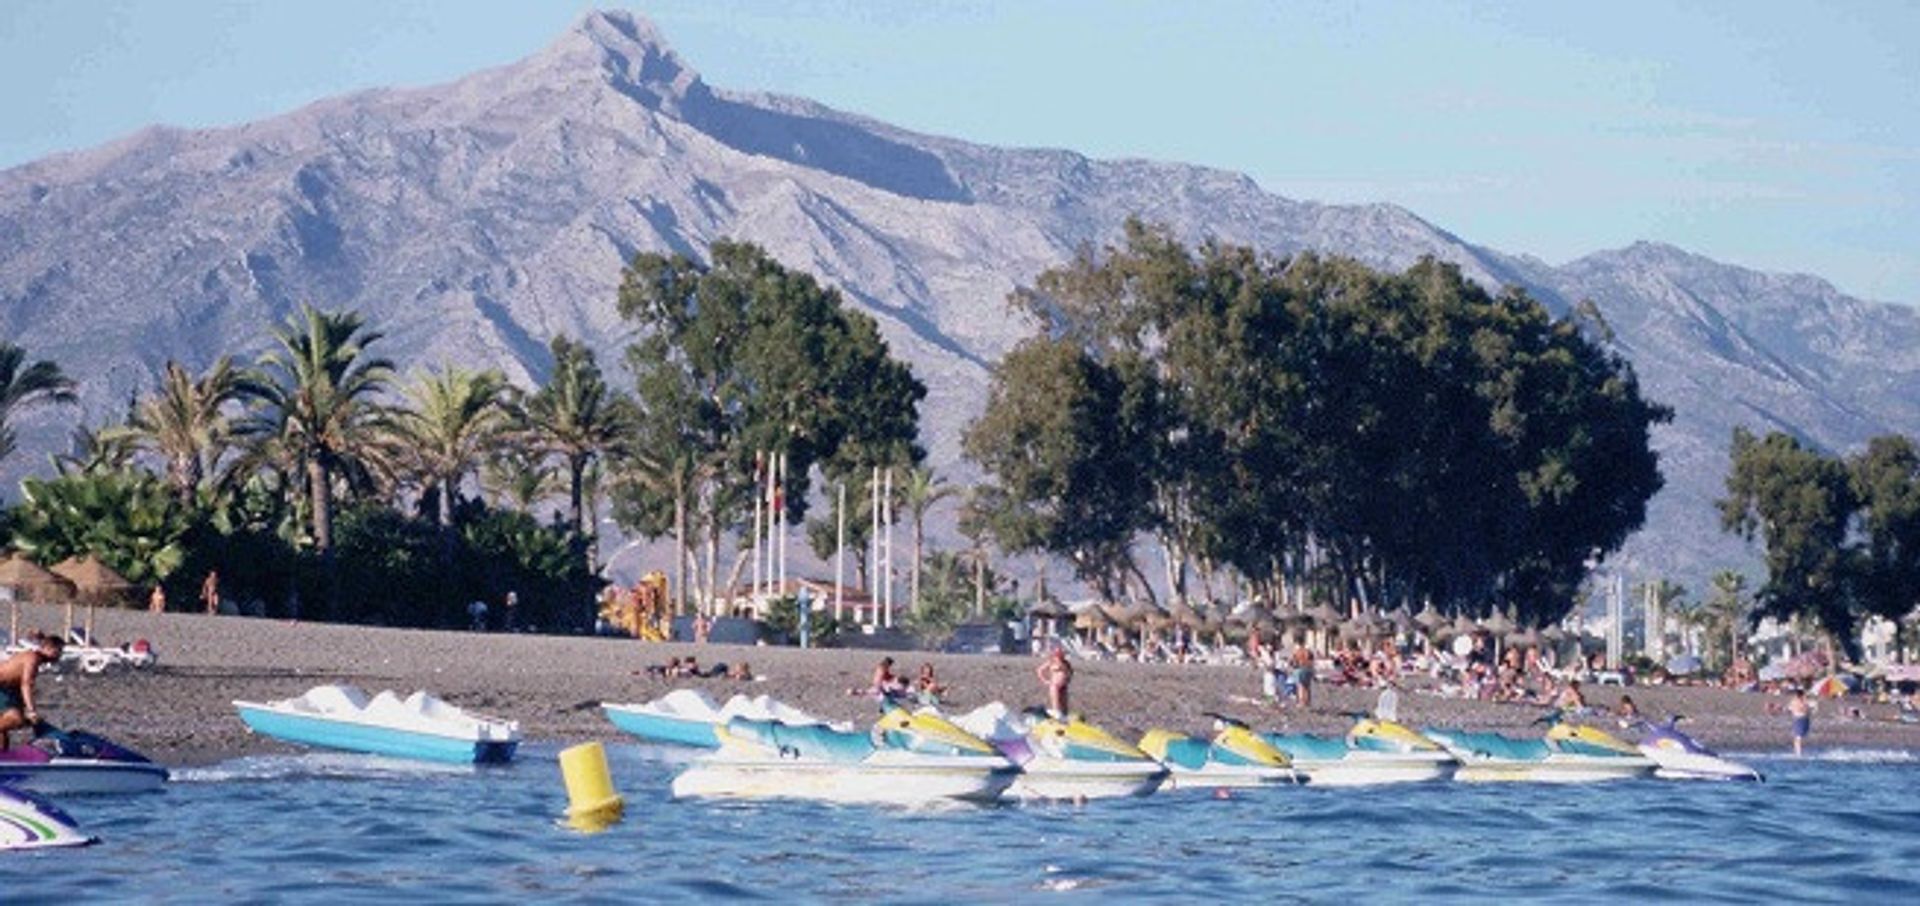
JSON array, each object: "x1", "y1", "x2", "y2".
[
  {"x1": 1072, "y1": 606, "x2": 1112, "y2": 631},
  {"x1": 52, "y1": 555, "x2": 135, "y2": 643},
  {"x1": 1810, "y1": 674, "x2": 1850, "y2": 698},
  {"x1": 1665, "y1": 654, "x2": 1704, "y2": 676},
  {"x1": 1414, "y1": 603, "x2": 1447, "y2": 631},
  {"x1": 0, "y1": 554, "x2": 76, "y2": 643},
  {"x1": 1481, "y1": 610, "x2": 1516, "y2": 636},
  {"x1": 1169, "y1": 600, "x2": 1205, "y2": 629},
  {"x1": 1388, "y1": 609, "x2": 1417, "y2": 635},
  {"x1": 1506, "y1": 627, "x2": 1542, "y2": 650},
  {"x1": 1338, "y1": 617, "x2": 1379, "y2": 640},
  {"x1": 1541, "y1": 625, "x2": 1566, "y2": 642},
  {"x1": 1450, "y1": 614, "x2": 1479, "y2": 639},
  {"x1": 1306, "y1": 603, "x2": 1343, "y2": 626},
  {"x1": 1784, "y1": 651, "x2": 1828, "y2": 680}
]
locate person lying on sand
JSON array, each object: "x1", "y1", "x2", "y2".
[{"x1": 0, "y1": 634, "x2": 63, "y2": 750}]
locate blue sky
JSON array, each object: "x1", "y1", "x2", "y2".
[{"x1": 3, "y1": 1, "x2": 1916, "y2": 303}]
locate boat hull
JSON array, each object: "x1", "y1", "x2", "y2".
[
  {"x1": 672, "y1": 759, "x2": 1019, "y2": 805},
  {"x1": 1290, "y1": 752, "x2": 1458, "y2": 787},
  {"x1": 1641, "y1": 747, "x2": 1762, "y2": 782},
  {"x1": 1159, "y1": 764, "x2": 1304, "y2": 790},
  {"x1": 1450, "y1": 756, "x2": 1654, "y2": 783},
  {"x1": 236, "y1": 705, "x2": 517, "y2": 765},
  {"x1": 0, "y1": 760, "x2": 170, "y2": 795},
  {"x1": 603, "y1": 705, "x2": 722, "y2": 748},
  {"x1": 1009, "y1": 759, "x2": 1168, "y2": 800}
]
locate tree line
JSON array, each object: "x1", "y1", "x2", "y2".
[
  {"x1": 1, "y1": 226, "x2": 1680, "y2": 636},
  {"x1": 964, "y1": 221, "x2": 1671, "y2": 627},
  {"x1": 1721, "y1": 428, "x2": 1920, "y2": 659}
]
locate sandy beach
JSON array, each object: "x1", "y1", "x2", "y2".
[{"x1": 14, "y1": 602, "x2": 1920, "y2": 766}]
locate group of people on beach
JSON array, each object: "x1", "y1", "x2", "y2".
[{"x1": 643, "y1": 656, "x2": 753, "y2": 682}]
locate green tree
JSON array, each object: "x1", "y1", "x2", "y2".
[
  {"x1": 10, "y1": 469, "x2": 193, "y2": 585},
  {"x1": 0, "y1": 341, "x2": 77, "y2": 462},
  {"x1": 522, "y1": 336, "x2": 637, "y2": 538},
  {"x1": 1703, "y1": 570, "x2": 1750, "y2": 671},
  {"x1": 249, "y1": 305, "x2": 397, "y2": 553},
  {"x1": 1720, "y1": 427, "x2": 1859, "y2": 657},
  {"x1": 121, "y1": 357, "x2": 253, "y2": 503},
  {"x1": 612, "y1": 240, "x2": 924, "y2": 609},
  {"x1": 965, "y1": 337, "x2": 1157, "y2": 601},
  {"x1": 901, "y1": 466, "x2": 955, "y2": 613},
  {"x1": 1847, "y1": 436, "x2": 1920, "y2": 648},
  {"x1": 393, "y1": 365, "x2": 510, "y2": 528},
  {"x1": 481, "y1": 447, "x2": 560, "y2": 512}
]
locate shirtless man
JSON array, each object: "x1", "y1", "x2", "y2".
[
  {"x1": 1036, "y1": 648, "x2": 1073, "y2": 717},
  {"x1": 0, "y1": 635, "x2": 63, "y2": 749}
]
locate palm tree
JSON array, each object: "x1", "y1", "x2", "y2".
[
  {"x1": 614, "y1": 445, "x2": 702, "y2": 613},
  {"x1": 1704, "y1": 570, "x2": 1749, "y2": 671},
  {"x1": 0, "y1": 341, "x2": 77, "y2": 462},
  {"x1": 901, "y1": 466, "x2": 954, "y2": 614},
  {"x1": 393, "y1": 366, "x2": 510, "y2": 527},
  {"x1": 50, "y1": 423, "x2": 140, "y2": 477},
  {"x1": 122, "y1": 357, "x2": 252, "y2": 503},
  {"x1": 481, "y1": 447, "x2": 560, "y2": 512},
  {"x1": 521, "y1": 336, "x2": 636, "y2": 536},
  {"x1": 249, "y1": 305, "x2": 395, "y2": 552}
]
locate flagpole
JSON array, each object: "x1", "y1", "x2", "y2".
[
  {"x1": 835, "y1": 480, "x2": 846, "y2": 622},
  {"x1": 777, "y1": 452, "x2": 788, "y2": 597},
  {"x1": 752, "y1": 451, "x2": 763, "y2": 604},
  {"x1": 883, "y1": 467, "x2": 894, "y2": 629},
  {"x1": 870, "y1": 465, "x2": 880, "y2": 629}
]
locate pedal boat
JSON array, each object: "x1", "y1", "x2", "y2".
[
  {"x1": 235, "y1": 684, "x2": 519, "y2": 765},
  {"x1": 1422, "y1": 722, "x2": 1655, "y2": 783},
  {"x1": 670, "y1": 709, "x2": 1019, "y2": 805},
  {"x1": 1635, "y1": 718, "x2": 1762, "y2": 781},
  {"x1": 1139, "y1": 724, "x2": 1306, "y2": 788},
  {"x1": 0, "y1": 727, "x2": 169, "y2": 795},
  {"x1": 603, "y1": 689, "x2": 835, "y2": 748},
  {"x1": 1263, "y1": 719, "x2": 1458, "y2": 787}
]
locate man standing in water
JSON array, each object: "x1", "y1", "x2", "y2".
[
  {"x1": 1789, "y1": 687, "x2": 1813, "y2": 757},
  {"x1": 1037, "y1": 647, "x2": 1073, "y2": 717}
]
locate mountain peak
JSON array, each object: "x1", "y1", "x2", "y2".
[{"x1": 537, "y1": 8, "x2": 705, "y2": 111}]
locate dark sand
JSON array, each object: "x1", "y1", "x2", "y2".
[{"x1": 14, "y1": 603, "x2": 1920, "y2": 766}]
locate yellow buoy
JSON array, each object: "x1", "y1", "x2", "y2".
[{"x1": 559, "y1": 741, "x2": 624, "y2": 832}]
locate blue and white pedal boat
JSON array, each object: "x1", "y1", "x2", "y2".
[{"x1": 235, "y1": 684, "x2": 519, "y2": 765}]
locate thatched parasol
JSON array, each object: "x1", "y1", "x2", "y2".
[
  {"x1": 1027, "y1": 599, "x2": 1070, "y2": 618},
  {"x1": 0, "y1": 554, "x2": 76, "y2": 642},
  {"x1": 1449, "y1": 613, "x2": 1479, "y2": 639},
  {"x1": 1246, "y1": 605, "x2": 1279, "y2": 633},
  {"x1": 53, "y1": 554, "x2": 135, "y2": 643},
  {"x1": 1481, "y1": 609, "x2": 1516, "y2": 636},
  {"x1": 1541, "y1": 625, "x2": 1567, "y2": 643},
  {"x1": 1073, "y1": 606, "x2": 1113, "y2": 631},
  {"x1": 1169, "y1": 600, "x2": 1205, "y2": 629},
  {"x1": 1306, "y1": 603, "x2": 1344, "y2": 625},
  {"x1": 1506, "y1": 626, "x2": 1543, "y2": 650},
  {"x1": 1414, "y1": 602, "x2": 1447, "y2": 631}
]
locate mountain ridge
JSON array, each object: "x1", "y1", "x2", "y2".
[{"x1": 4, "y1": 8, "x2": 1917, "y2": 591}]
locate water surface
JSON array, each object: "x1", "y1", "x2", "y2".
[{"x1": 20, "y1": 745, "x2": 1920, "y2": 902}]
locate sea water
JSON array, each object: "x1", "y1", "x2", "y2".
[{"x1": 16, "y1": 744, "x2": 1920, "y2": 901}]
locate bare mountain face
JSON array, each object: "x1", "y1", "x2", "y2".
[{"x1": 3, "y1": 10, "x2": 1916, "y2": 588}]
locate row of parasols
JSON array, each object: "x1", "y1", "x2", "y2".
[
  {"x1": 0, "y1": 552, "x2": 140, "y2": 644},
  {"x1": 1027, "y1": 599, "x2": 1581, "y2": 649}
]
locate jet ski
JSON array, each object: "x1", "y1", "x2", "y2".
[
  {"x1": 1265, "y1": 718, "x2": 1459, "y2": 787},
  {"x1": 1423, "y1": 717, "x2": 1656, "y2": 783},
  {"x1": 1634, "y1": 717, "x2": 1762, "y2": 781},
  {"x1": 0, "y1": 723, "x2": 170, "y2": 795},
  {"x1": 671, "y1": 709, "x2": 1019, "y2": 805},
  {"x1": 951, "y1": 703, "x2": 1167, "y2": 800},
  {"x1": 0, "y1": 787, "x2": 94, "y2": 851},
  {"x1": 1139, "y1": 718, "x2": 1305, "y2": 789}
]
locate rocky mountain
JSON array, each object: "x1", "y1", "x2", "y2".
[{"x1": 3, "y1": 9, "x2": 1916, "y2": 590}]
